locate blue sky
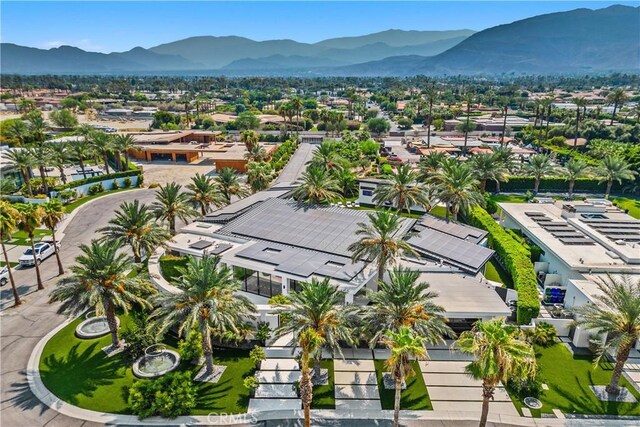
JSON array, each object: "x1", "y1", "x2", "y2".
[{"x1": 1, "y1": 1, "x2": 636, "y2": 52}]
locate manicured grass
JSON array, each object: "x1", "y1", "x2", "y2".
[
  {"x1": 39, "y1": 312, "x2": 254, "y2": 415},
  {"x1": 429, "y1": 205, "x2": 447, "y2": 218},
  {"x1": 613, "y1": 196, "x2": 640, "y2": 219},
  {"x1": 311, "y1": 359, "x2": 335, "y2": 409},
  {"x1": 3, "y1": 228, "x2": 52, "y2": 246},
  {"x1": 484, "y1": 258, "x2": 514, "y2": 288},
  {"x1": 374, "y1": 359, "x2": 432, "y2": 410},
  {"x1": 159, "y1": 255, "x2": 188, "y2": 284},
  {"x1": 0, "y1": 261, "x2": 19, "y2": 267},
  {"x1": 490, "y1": 194, "x2": 528, "y2": 203},
  {"x1": 64, "y1": 188, "x2": 135, "y2": 213},
  {"x1": 509, "y1": 344, "x2": 640, "y2": 417}
]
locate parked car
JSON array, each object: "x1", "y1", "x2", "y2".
[
  {"x1": 0, "y1": 266, "x2": 8, "y2": 286},
  {"x1": 18, "y1": 242, "x2": 59, "y2": 267}
]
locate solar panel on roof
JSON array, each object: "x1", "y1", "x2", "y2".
[
  {"x1": 209, "y1": 243, "x2": 232, "y2": 255},
  {"x1": 189, "y1": 240, "x2": 213, "y2": 250},
  {"x1": 559, "y1": 237, "x2": 595, "y2": 245},
  {"x1": 525, "y1": 212, "x2": 545, "y2": 217}
]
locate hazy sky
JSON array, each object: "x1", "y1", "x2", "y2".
[{"x1": 1, "y1": 1, "x2": 636, "y2": 52}]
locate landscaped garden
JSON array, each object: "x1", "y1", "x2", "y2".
[
  {"x1": 508, "y1": 343, "x2": 640, "y2": 418},
  {"x1": 374, "y1": 359, "x2": 432, "y2": 410},
  {"x1": 484, "y1": 257, "x2": 514, "y2": 288},
  {"x1": 158, "y1": 254, "x2": 188, "y2": 283},
  {"x1": 39, "y1": 312, "x2": 256, "y2": 415},
  {"x1": 311, "y1": 359, "x2": 336, "y2": 409},
  {"x1": 2, "y1": 228, "x2": 51, "y2": 246},
  {"x1": 613, "y1": 196, "x2": 640, "y2": 219}
]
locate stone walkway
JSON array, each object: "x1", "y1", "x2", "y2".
[
  {"x1": 333, "y1": 359, "x2": 381, "y2": 410},
  {"x1": 248, "y1": 359, "x2": 301, "y2": 413}
]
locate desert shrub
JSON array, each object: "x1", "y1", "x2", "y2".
[
  {"x1": 255, "y1": 321, "x2": 271, "y2": 345},
  {"x1": 178, "y1": 330, "x2": 203, "y2": 363},
  {"x1": 525, "y1": 322, "x2": 557, "y2": 347},
  {"x1": 127, "y1": 372, "x2": 196, "y2": 419},
  {"x1": 88, "y1": 183, "x2": 104, "y2": 195},
  {"x1": 249, "y1": 345, "x2": 267, "y2": 369},
  {"x1": 111, "y1": 179, "x2": 119, "y2": 190},
  {"x1": 123, "y1": 177, "x2": 132, "y2": 188}
]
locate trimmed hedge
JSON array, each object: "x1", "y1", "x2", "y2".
[
  {"x1": 52, "y1": 170, "x2": 141, "y2": 191},
  {"x1": 269, "y1": 139, "x2": 297, "y2": 172},
  {"x1": 486, "y1": 176, "x2": 621, "y2": 193},
  {"x1": 468, "y1": 207, "x2": 540, "y2": 325}
]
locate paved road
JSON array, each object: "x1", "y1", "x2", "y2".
[{"x1": 0, "y1": 189, "x2": 156, "y2": 427}]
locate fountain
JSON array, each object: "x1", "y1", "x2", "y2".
[
  {"x1": 75, "y1": 311, "x2": 120, "y2": 339},
  {"x1": 132, "y1": 344, "x2": 181, "y2": 378}
]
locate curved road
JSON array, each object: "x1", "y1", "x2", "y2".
[{"x1": 0, "y1": 189, "x2": 156, "y2": 427}]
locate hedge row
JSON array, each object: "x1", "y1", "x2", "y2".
[
  {"x1": 485, "y1": 176, "x2": 621, "y2": 193},
  {"x1": 269, "y1": 140, "x2": 297, "y2": 172},
  {"x1": 467, "y1": 207, "x2": 540, "y2": 325},
  {"x1": 52, "y1": 170, "x2": 142, "y2": 191}
]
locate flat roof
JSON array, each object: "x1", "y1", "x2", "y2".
[
  {"x1": 416, "y1": 214, "x2": 487, "y2": 244},
  {"x1": 202, "y1": 187, "x2": 292, "y2": 223}
]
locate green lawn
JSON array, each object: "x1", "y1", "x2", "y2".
[
  {"x1": 311, "y1": 359, "x2": 336, "y2": 409},
  {"x1": 3, "y1": 228, "x2": 52, "y2": 246},
  {"x1": 159, "y1": 255, "x2": 188, "y2": 283},
  {"x1": 509, "y1": 344, "x2": 640, "y2": 417},
  {"x1": 429, "y1": 205, "x2": 447, "y2": 218},
  {"x1": 64, "y1": 188, "x2": 136, "y2": 213},
  {"x1": 613, "y1": 196, "x2": 640, "y2": 219},
  {"x1": 490, "y1": 194, "x2": 528, "y2": 203},
  {"x1": 0, "y1": 261, "x2": 19, "y2": 267},
  {"x1": 374, "y1": 359, "x2": 432, "y2": 410},
  {"x1": 484, "y1": 258, "x2": 514, "y2": 288},
  {"x1": 39, "y1": 313, "x2": 254, "y2": 415}
]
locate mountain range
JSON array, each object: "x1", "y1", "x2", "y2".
[{"x1": 1, "y1": 5, "x2": 638, "y2": 76}]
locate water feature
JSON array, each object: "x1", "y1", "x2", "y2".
[
  {"x1": 132, "y1": 344, "x2": 180, "y2": 378},
  {"x1": 75, "y1": 311, "x2": 119, "y2": 339}
]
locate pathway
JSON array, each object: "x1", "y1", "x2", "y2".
[
  {"x1": 334, "y1": 354, "x2": 381, "y2": 411},
  {"x1": 248, "y1": 359, "x2": 301, "y2": 413},
  {"x1": 273, "y1": 142, "x2": 314, "y2": 186}
]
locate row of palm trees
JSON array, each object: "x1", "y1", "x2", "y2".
[{"x1": 6, "y1": 131, "x2": 138, "y2": 196}]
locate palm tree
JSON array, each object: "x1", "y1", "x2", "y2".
[
  {"x1": 240, "y1": 130, "x2": 260, "y2": 153},
  {"x1": 215, "y1": 167, "x2": 250, "y2": 205},
  {"x1": 246, "y1": 162, "x2": 273, "y2": 193},
  {"x1": 607, "y1": 88, "x2": 628, "y2": 126},
  {"x1": 418, "y1": 152, "x2": 446, "y2": 179},
  {"x1": 152, "y1": 182, "x2": 197, "y2": 234},
  {"x1": 290, "y1": 97, "x2": 304, "y2": 136},
  {"x1": 424, "y1": 86, "x2": 438, "y2": 148},
  {"x1": 291, "y1": 165, "x2": 341, "y2": 204},
  {"x1": 430, "y1": 162, "x2": 484, "y2": 220},
  {"x1": 596, "y1": 156, "x2": 636, "y2": 198},
  {"x1": 150, "y1": 255, "x2": 255, "y2": 376},
  {"x1": 497, "y1": 96, "x2": 510, "y2": 146},
  {"x1": 523, "y1": 154, "x2": 555, "y2": 195},
  {"x1": 461, "y1": 91, "x2": 474, "y2": 153},
  {"x1": 186, "y1": 173, "x2": 224, "y2": 215},
  {"x1": 41, "y1": 199, "x2": 66, "y2": 275},
  {"x1": 49, "y1": 240, "x2": 156, "y2": 349},
  {"x1": 373, "y1": 164, "x2": 431, "y2": 214},
  {"x1": 573, "y1": 97, "x2": 587, "y2": 147},
  {"x1": 382, "y1": 328, "x2": 428, "y2": 427},
  {"x1": 563, "y1": 158, "x2": 590, "y2": 198},
  {"x1": 361, "y1": 267, "x2": 453, "y2": 345},
  {"x1": 112, "y1": 134, "x2": 138, "y2": 170},
  {"x1": 48, "y1": 142, "x2": 70, "y2": 185},
  {"x1": 68, "y1": 140, "x2": 92, "y2": 179},
  {"x1": 15, "y1": 203, "x2": 45, "y2": 290},
  {"x1": 274, "y1": 277, "x2": 354, "y2": 380},
  {"x1": 6, "y1": 148, "x2": 34, "y2": 196},
  {"x1": 574, "y1": 274, "x2": 640, "y2": 395},
  {"x1": 298, "y1": 328, "x2": 323, "y2": 427},
  {"x1": 455, "y1": 319, "x2": 536, "y2": 427},
  {"x1": 89, "y1": 131, "x2": 113, "y2": 174},
  {"x1": 311, "y1": 141, "x2": 343, "y2": 174},
  {"x1": 469, "y1": 153, "x2": 508, "y2": 193},
  {"x1": 0, "y1": 201, "x2": 22, "y2": 305},
  {"x1": 348, "y1": 211, "x2": 416, "y2": 280},
  {"x1": 335, "y1": 169, "x2": 358, "y2": 198},
  {"x1": 98, "y1": 200, "x2": 170, "y2": 263},
  {"x1": 31, "y1": 145, "x2": 53, "y2": 195}
]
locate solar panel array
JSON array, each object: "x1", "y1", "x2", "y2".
[
  {"x1": 417, "y1": 215, "x2": 487, "y2": 243},
  {"x1": 526, "y1": 211, "x2": 595, "y2": 245},
  {"x1": 219, "y1": 198, "x2": 374, "y2": 257},
  {"x1": 235, "y1": 241, "x2": 365, "y2": 281},
  {"x1": 189, "y1": 240, "x2": 213, "y2": 250},
  {"x1": 581, "y1": 217, "x2": 640, "y2": 242},
  {"x1": 407, "y1": 228, "x2": 494, "y2": 272}
]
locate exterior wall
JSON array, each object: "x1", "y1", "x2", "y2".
[
  {"x1": 50, "y1": 175, "x2": 139, "y2": 197},
  {"x1": 129, "y1": 148, "x2": 200, "y2": 163},
  {"x1": 215, "y1": 159, "x2": 249, "y2": 173},
  {"x1": 357, "y1": 181, "x2": 427, "y2": 213},
  {"x1": 533, "y1": 317, "x2": 572, "y2": 336},
  {"x1": 564, "y1": 280, "x2": 592, "y2": 310}
]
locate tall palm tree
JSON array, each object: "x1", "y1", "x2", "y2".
[
  {"x1": 31, "y1": 145, "x2": 52, "y2": 195},
  {"x1": 361, "y1": 267, "x2": 453, "y2": 345},
  {"x1": 469, "y1": 153, "x2": 509, "y2": 194},
  {"x1": 373, "y1": 164, "x2": 431, "y2": 214},
  {"x1": 152, "y1": 182, "x2": 197, "y2": 234},
  {"x1": 596, "y1": 156, "x2": 636, "y2": 198},
  {"x1": 498, "y1": 96, "x2": 510, "y2": 146},
  {"x1": 273, "y1": 277, "x2": 354, "y2": 380},
  {"x1": 607, "y1": 88, "x2": 628, "y2": 126},
  {"x1": 244, "y1": 145, "x2": 268, "y2": 162},
  {"x1": 430, "y1": 162, "x2": 484, "y2": 221},
  {"x1": 335, "y1": 169, "x2": 358, "y2": 198},
  {"x1": 49, "y1": 240, "x2": 156, "y2": 349},
  {"x1": 89, "y1": 131, "x2": 113, "y2": 174},
  {"x1": 348, "y1": 211, "x2": 416, "y2": 280},
  {"x1": 574, "y1": 274, "x2": 640, "y2": 395},
  {"x1": 49, "y1": 142, "x2": 70, "y2": 185},
  {"x1": 424, "y1": 86, "x2": 438, "y2": 148},
  {"x1": 246, "y1": 162, "x2": 273, "y2": 193},
  {"x1": 462, "y1": 91, "x2": 474, "y2": 153},
  {"x1": 41, "y1": 199, "x2": 66, "y2": 276},
  {"x1": 150, "y1": 255, "x2": 255, "y2": 376},
  {"x1": 523, "y1": 154, "x2": 556, "y2": 195},
  {"x1": 291, "y1": 165, "x2": 340, "y2": 204},
  {"x1": 215, "y1": 167, "x2": 250, "y2": 205},
  {"x1": 290, "y1": 97, "x2": 304, "y2": 136},
  {"x1": 418, "y1": 152, "x2": 446, "y2": 179},
  {"x1": 6, "y1": 148, "x2": 34, "y2": 196},
  {"x1": 15, "y1": 203, "x2": 45, "y2": 290},
  {"x1": 98, "y1": 200, "x2": 170, "y2": 263},
  {"x1": 0, "y1": 201, "x2": 22, "y2": 306},
  {"x1": 240, "y1": 130, "x2": 260, "y2": 153},
  {"x1": 186, "y1": 173, "x2": 224, "y2": 215},
  {"x1": 311, "y1": 141, "x2": 343, "y2": 174},
  {"x1": 563, "y1": 158, "x2": 590, "y2": 198},
  {"x1": 382, "y1": 327, "x2": 428, "y2": 427},
  {"x1": 298, "y1": 328, "x2": 323, "y2": 427},
  {"x1": 68, "y1": 140, "x2": 92, "y2": 179},
  {"x1": 455, "y1": 319, "x2": 536, "y2": 427},
  {"x1": 112, "y1": 134, "x2": 138, "y2": 170},
  {"x1": 573, "y1": 97, "x2": 587, "y2": 147}
]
